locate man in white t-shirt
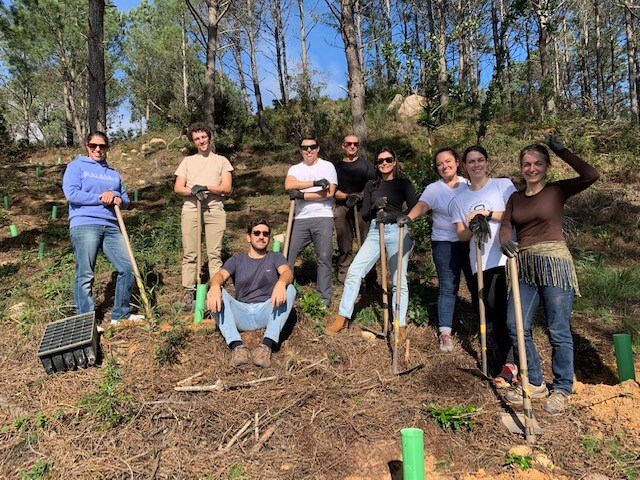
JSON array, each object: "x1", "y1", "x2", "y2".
[
  {"x1": 285, "y1": 136, "x2": 337, "y2": 307},
  {"x1": 174, "y1": 123, "x2": 234, "y2": 310}
]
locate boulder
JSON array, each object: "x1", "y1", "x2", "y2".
[
  {"x1": 387, "y1": 94, "x2": 404, "y2": 114},
  {"x1": 149, "y1": 137, "x2": 167, "y2": 146},
  {"x1": 396, "y1": 94, "x2": 427, "y2": 121}
]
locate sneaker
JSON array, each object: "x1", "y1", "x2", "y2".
[
  {"x1": 252, "y1": 344, "x2": 272, "y2": 368},
  {"x1": 181, "y1": 290, "x2": 194, "y2": 312},
  {"x1": 493, "y1": 363, "x2": 518, "y2": 389},
  {"x1": 110, "y1": 314, "x2": 145, "y2": 326},
  {"x1": 438, "y1": 332, "x2": 454, "y2": 352},
  {"x1": 96, "y1": 325, "x2": 105, "y2": 334},
  {"x1": 543, "y1": 391, "x2": 568, "y2": 414},
  {"x1": 230, "y1": 345, "x2": 251, "y2": 367},
  {"x1": 504, "y1": 382, "x2": 549, "y2": 404}
]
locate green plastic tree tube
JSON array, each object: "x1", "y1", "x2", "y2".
[
  {"x1": 401, "y1": 428, "x2": 425, "y2": 480},
  {"x1": 38, "y1": 242, "x2": 45, "y2": 259},
  {"x1": 194, "y1": 283, "x2": 208, "y2": 323},
  {"x1": 57, "y1": 156, "x2": 62, "y2": 164},
  {"x1": 51, "y1": 205, "x2": 58, "y2": 219},
  {"x1": 35, "y1": 166, "x2": 40, "y2": 177},
  {"x1": 613, "y1": 334, "x2": 636, "y2": 382},
  {"x1": 134, "y1": 189, "x2": 139, "y2": 202},
  {"x1": 273, "y1": 240, "x2": 282, "y2": 252},
  {"x1": 3, "y1": 196, "x2": 8, "y2": 209},
  {"x1": 9, "y1": 225, "x2": 18, "y2": 237}
]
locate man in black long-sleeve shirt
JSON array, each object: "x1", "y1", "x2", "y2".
[{"x1": 334, "y1": 134, "x2": 377, "y2": 284}]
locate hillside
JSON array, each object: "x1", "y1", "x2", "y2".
[{"x1": 0, "y1": 122, "x2": 639, "y2": 479}]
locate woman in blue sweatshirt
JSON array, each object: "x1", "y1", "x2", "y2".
[{"x1": 62, "y1": 131, "x2": 143, "y2": 325}]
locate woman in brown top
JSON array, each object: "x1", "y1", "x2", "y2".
[{"x1": 499, "y1": 133, "x2": 599, "y2": 414}]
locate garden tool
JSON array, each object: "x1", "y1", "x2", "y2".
[
  {"x1": 194, "y1": 198, "x2": 207, "y2": 322},
  {"x1": 392, "y1": 224, "x2": 423, "y2": 376},
  {"x1": 114, "y1": 204, "x2": 152, "y2": 320},
  {"x1": 360, "y1": 217, "x2": 389, "y2": 340},
  {"x1": 353, "y1": 203, "x2": 362, "y2": 248},
  {"x1": 499, "y1": 256, "x2": 541, "y2": 444},
  {"x1": 283, "y1": 199, "x2": 295, "y2": 259},
  {"x1": 476, "y1": 239, "x2": 488, "y2": 377}
]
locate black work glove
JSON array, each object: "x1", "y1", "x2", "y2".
[
  {"x1": 372, "y1": 196, "x2": 387, "y2": 211},
  {"x1": 345, "y1": 193, "x2": 362, "y2": 208},
  {"x1": 500, "y1": 240, "x2": 520, "y2": 258},
  {"x1": 469, "y1": 214, "x2": 491, "y2": 245},
  {"x1": 543, "y1": 132, "x2": 565, "y2": 154},
  {"x1": 191, "y1": 185, "x2": 208, "y2": 202},
  {"x1": 396, "y1": 214, "x2": 411, "y2": 226},
  {"x1": 289, "y1": 189, "x2": 304, "y2": 200},
  {"x1": 376, "y1": 209, "x2": 396, "y2": 224},
  {"x1": 313, "y1": 178, "x2": 330, "y2": 189}
]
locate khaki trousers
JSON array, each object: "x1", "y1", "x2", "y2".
[{"x1": 181, "y1": 207, "x2": 226, "y2": 290}]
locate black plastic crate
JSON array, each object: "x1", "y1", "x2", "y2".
[{"x1": 37, "y1": 312, "x2": 99, "y2": 374}]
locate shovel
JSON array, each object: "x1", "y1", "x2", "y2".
[
  {"x1": 283, "y1": 199, "x2": 295, "y2": 259},
  {"x1": 392, "y1": 224, "x2": 423, "y2": 376},
  {"x1": 193, "y1": 198, "x2": 207, "y2": 322},
  {"x1": 475, "y1": 239, "x2": 488, "y2": 376},
  {"x1": 499, "y1": 256, "x2": 539, "y2": 444},
  {"x1": 360, "y1": 218, "x2": 389, "y2": 339},
  {"x1": 114, "y1": 204, "x2": 152, "y2": 320},
  {"x1": 353, "y1": 203, "x2": 362, "y2": 249}
]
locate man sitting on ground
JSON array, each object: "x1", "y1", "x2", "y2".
[{"x1": 206, "y1": 219, "x2": 296, "y2": 367}]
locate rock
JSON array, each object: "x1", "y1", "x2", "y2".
[
  {"x1": 582, "y1": 474, "x2": 611, "y2": 480},
  {"x1": 140, "y1": 143, "x2": 150, "y2": 152},
  {"x1": 396, "y1": 94, "x2": 427, "y2": 121},
  {"x1": 8, "y1": 302, "x2": 26, "y2": 321},
  {"x1": 508, "y1": 445, "x2": 533, "y2": 457},
  {"x1": 130, "y1": 149, "x2": 138, "y2": 154},
  {"x1": 361, "y1": 331, "x2": 377, "y2": 342},
  {"x1": 235, "y1": 162, "x2": 247, "y2": 171},
  {"x1": 387, "y1": 93, "x2": 404, "y2": 113},
  {"x1": 180, "y1": 147, "x2": 189, "y2": 154},
  {"x1": 149, "y1": 137, "x2": 167, "y2": 146},
  {"x1": 533, "y1": 453, "x2": 554, "y2": 469}
]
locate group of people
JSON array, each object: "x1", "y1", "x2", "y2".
[{"x1": 62, "y1": 125, "x2": 599, "y2": 415}]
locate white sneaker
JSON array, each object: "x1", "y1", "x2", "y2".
[
  {"x1": 96, "y1": 325, "x2": 105, "y2": 333},
  {"x1": 110, "y1": 313, "x2": 145, "y2": 326}
]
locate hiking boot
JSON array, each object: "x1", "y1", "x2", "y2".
[
  {"x1": 493, "y1": 363, "x2": 518, "y2": 389},
  {"x1": 504, "y1": 382, "x2": 549, "y2": 404},
  {"x1": 181, "y1": 290, "x2": 194, "y2": 312},
  {"x1": 543, "y1": 391, "x2": 568, "y2": 414},
  {"x1": 325, "y1": 314, "x2": 348, "y2": 335},
  {"x1": 252, "y1": 344, "x2": 272, "y2": 368},
  {"x1": 230, "y1": 345, "x2": 251, "y2": 367},
  {"x1": 438, "y1": 332, "x2": 454, "y2": 352}
]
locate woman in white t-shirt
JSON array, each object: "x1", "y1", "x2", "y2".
[
  {"x1": 404, "y1": 148, "x2": 475, "y2": 353},
  {"x1": 451, "y1": 145, "x2": 517, "y2": 387}
]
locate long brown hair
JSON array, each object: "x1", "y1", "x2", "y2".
[{"x1": 372, "y1": 146, "x2": 401, "y2": 187}]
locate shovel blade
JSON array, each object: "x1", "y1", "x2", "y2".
[
  {"x1": 393, "y1": 363, "x2": 424, "y2": 376},
  {"x1": 499, "y1": 412, "x2": 543, "y2": 435},
  {"x1": 360, "y1": 326, "x2": 387, "y2": 339},
  {"x1": 458, "y1": 367, "x2": 492, "y2": 381}
]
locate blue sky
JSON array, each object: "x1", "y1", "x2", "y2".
[{"x1": 112, "y1": 0, "x2": 348, "y2": 123}]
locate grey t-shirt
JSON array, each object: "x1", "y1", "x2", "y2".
[{"x1": 221, "y1": 252, "x2": 287, "y2": 303}]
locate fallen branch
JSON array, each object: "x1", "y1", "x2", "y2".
[
  {"x1": 249, "y1": 423, "x2": 278, "y2": 455},
  {"x1": 174, "y1": 380, "x2": 224, "y2": 392},
  {"x1": 176, "y1": 371, "x2": 204, "y2": 386},
  {"x1": 218, "y1": 420, "x2": 252, "y2": 452}
]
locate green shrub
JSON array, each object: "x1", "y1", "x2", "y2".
[{"x1": 426, "y1": 403, "x2": 478, "y2": 431}]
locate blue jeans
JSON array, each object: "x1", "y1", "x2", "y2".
[
  {"x1": 70, "y1": 224, "x2": 135, "y2": 321},
  {"x1": 431, "y1": 241, "x2": 475, "y2": 332},
  {"x1": 339, "y1": 221, "x2": 412, "y2": 325},
  {"x1": 215, "y1": 285, "x2": 297, "y2": 345},
  {"x1": 507, "y1": 280, "x2": 575, "y2": 394}
]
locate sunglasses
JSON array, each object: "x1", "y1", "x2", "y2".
[
  {"x1": 375, "y1": 156, "x2": 395, "y2": 165},
  {"x1": 343, "y1": 142, "x2": 359, "y2": 147},
  {"x1": 251, "y1": 230, "x2": 271, "y2": 237},
  {"x1": 87, "y1": 142, "x2": 109, "y2": 151},
  {"x1": 300, "y1": 144, "x2": 318, "y2": 151}
]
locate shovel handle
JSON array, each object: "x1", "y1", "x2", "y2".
[
  {"x1": 353, "y1": 204, "x2": 362, "y2": 248},
  {"x1": 196, "y1": 199, "x2": 202, "y2": 285},
  {"x1": 283, "y1": 200, "x2": 295, "y2": 259},
  {"x1": 379, "y1": 221, "x2": 389, "y2": 336},
  {"x1": 393, "y1": 224, "x2": 405, "y2": 374},
  {"x1": 475, "y1": 240, "x2": 488, "y2": 377},
  {"x1": 508, "y1": 256, "x2": 536, "y2": 444},
  {"x1": 114, "y1": 204, "x2": 152, "y2": 320}
]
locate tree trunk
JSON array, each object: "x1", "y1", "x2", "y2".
[
  {"x1": 434, "y1": 0, "x2": 449, "y2": 122},
  {"x1": 203, "y1": 7, "x2": 219, "y2": 136},
  {"x1": 534, "y1": 4, "x2": 555, "y2": 114},
  {"x1": 298, "y1": 0, "x2": 311, "y2": 100},
  {"x1": 271, "y1": 0, "x2": 289, "y2": 106},
  {"x1": 594, "y1": 0, "x2": 604, "y2": 117},
  {"x1": 340, "y1": 0, "x2": 367, "y2": 153},
  {"x1": 88, "y1": 0, "x2": 106, "y2": 132},
  {"x1": 182, "y1": 12, "x2": 189, "y2": 108},
  {"x1": 63, "y1": 82, "x2": 75, "y2": 146},
  {"x1": 246, "y1": 0, "x2": 268, "y2": 134},
  {"x1": 232, "y1": 31, "x2": 253, "y2": 116},
  {"x1": 624, "y1": 3, "x2": 639, "y2": 122}
]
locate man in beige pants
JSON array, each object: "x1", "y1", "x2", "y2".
[{"x1": 174, "y1": 123, "x2": 233, "y2": 310}]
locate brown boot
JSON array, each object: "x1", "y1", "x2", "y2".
[{"x1": 325, "y1": 314, "x2": 348, "y2": 335}]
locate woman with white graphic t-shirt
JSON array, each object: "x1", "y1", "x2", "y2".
[{"x1": 451, "y1": 145, "x2": 517, "y2": 388}]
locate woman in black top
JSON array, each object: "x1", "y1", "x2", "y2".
[{"x1": 326, "y1": 146, "x2": 417, "y2": 334}]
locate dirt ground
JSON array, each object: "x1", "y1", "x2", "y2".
[{"x1": 0, "y1": 141, "x2": 639, "y2": 479}]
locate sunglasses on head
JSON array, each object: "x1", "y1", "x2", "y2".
[
  {"x1": 87, "y1": 142, "x2": 109, "y2": 151},
  {"x1": 251, "y1": 230, "x2": 271, "y2": 237},
  {"x1": 375, "y1": 156, "x2": 395, "y2": 165},
  {"x1": 300, "y1": 144, "x2": 318, "y2": 151},
  {"x1": 343, "y1": 141, "x2": 359, "y2": 147}
]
